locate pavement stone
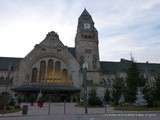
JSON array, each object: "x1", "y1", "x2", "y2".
[{"x1": 0, "y1": 103, "x2": 160, "y2": 120}]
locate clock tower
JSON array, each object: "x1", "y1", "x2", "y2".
[{"x1": 75, "y1": 9, "x2": 100, "y2": 84}]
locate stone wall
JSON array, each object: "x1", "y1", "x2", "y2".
[{"x1": 14, "y1": 31, "x2": 82, "y2": 88}]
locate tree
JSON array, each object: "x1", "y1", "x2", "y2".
[
  {"x1": 0, "y1": 93, "x2": 10, "y2": 113},
  {"x1": 112, "y1": 77, "x2": 125, "y2": 105},
  {"x1": 143, "y1": 73, "x2": 160, "y2": 107},
  {"x1": 154, "y1": 73, "x2": 160, "y2": 101},
  {"x1": 152, "y1": 73, "x2": 160, "y2": 107},
  {"x1": 143, "y1": 84, "x2": 155, "y2": 107},
  {"x1": 125, "y1": 61, "x2": 140, "y2": 103},
  {"x1": 104, "y1": 88, "x2": 111, "y2": 104},
  {"x1": 88, "y1": 88, "x2": 102, "y2": 106},
  {"x1": 139, "y1": 75, "x2": 146, "y2": 87}
]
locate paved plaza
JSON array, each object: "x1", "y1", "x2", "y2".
[{"x1": 0, "y1": 103, "x2": 160, "y2": 120}]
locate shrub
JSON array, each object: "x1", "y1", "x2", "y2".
[
  {"x1": 88, "y1": 88, "x2": 102, "y2": 106},
  {"x1": 8, "y1": 98, "x2": 16, "y2": 106}
]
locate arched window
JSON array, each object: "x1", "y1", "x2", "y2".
[
  {"x1": 39, "y1": 61, "x2": 46, "y2": 83},
  {"x1": 31, "y1": 68, "x2": 37, "y2": 83},
  {"x1": 54, "y1": 61, "x2": 61, "y2": 82},
  {"x1": 55, "y1": 61, "x2": 61, "y2": 72},
  {"x1": 47, "y1": 59, "x2": 54, "y2": 82}
]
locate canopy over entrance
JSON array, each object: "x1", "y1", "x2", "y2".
[{"x1": 12, "y1": 84, "x2": 81, "y2": 93}]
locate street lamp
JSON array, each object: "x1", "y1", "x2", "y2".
[
  {"x1": 82, "y1": 61, "x2": 88, "y2": 114},
  {"x1": 103, "y1": 79, "x2": 107, "y2": 113}
]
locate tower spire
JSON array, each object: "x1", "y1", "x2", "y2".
[
  {"x1": 75, "y1": 9, "x2": 100, "y2": 84},
  {"x1": 77, "y1": 9, "x2": 95, "y2": 32},
  {"x1": 80, "y1": 8, "x2": 91, "y2": 17},
  {"x1": 79, "y1": 8, "x2": 93, "y2": 21}
]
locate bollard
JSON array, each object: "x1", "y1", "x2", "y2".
[
  {"x1": 22, "y1": 105, "x2": 28, "y2": 115},
  {"x1": 48, "y1": 102, "x2": 51, "y2": 115},
  {"x1": 64, "y1": 100, "x2": 66, "y2": 114},
  {"x1": 105, "y1": 104, "x2": 107, "y2": 113},
  {"x1": 48, "y1": 95, "x2": 51, "y2": 115}
]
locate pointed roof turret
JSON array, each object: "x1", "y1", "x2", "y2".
[
  {"x1": 77, "y1": 9, "x2": 96, "y2": 32},
  {"x1": 79, "y1": 8, "x2": 93, "y2": 21},
  {"x1": 80, "y1": 8, "x2": 91, "y2": 17}
]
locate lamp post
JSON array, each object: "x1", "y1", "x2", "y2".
[
  {"x1": 82, "y1": 61, "x2": 88, "y2": 114},
  {"x1": 103, "y1": 79, "x2": 107, "y2": 113}
]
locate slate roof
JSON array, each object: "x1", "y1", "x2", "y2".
[
  {"x1": 68, "y1": 47, "x2": 76, "y2": 58},
  {"x1": 0, "y1": 57, "x2": 22, "y2": 71},
  {"x1": 67, "y1": 47, "x2": 160, "y2": 75},
  {"x1": 0, "y1": 47, "x2": 76, "y2": 71},
  {"x1": 0, "y1": 55, "x2": 160, "y2": 75},
  {"x1": 100, "y1": 59, "x2": 160, "y2": 75},
  {"x1": 79, "y1": 8, "x2": 91, "y2": 17}
]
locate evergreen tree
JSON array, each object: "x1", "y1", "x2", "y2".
[
  {"x1": 149, "y1": 73, "x2": 160, "y2": 107},
  {"x1": 154, "y1": 73, "x2": 160, "y2": 101},
  {"x1": 112, "y1": 77, "x2": 125, "y2": 105},
  {"x1": 139, "y1": 75, "x2": 146, "y2": 87},
  {"x1": 143, "y1": 83, "x2": 155, "y2": 107},
  {"x1": 125, "y1": 61, "x2": 140, "y2": 103},
  {"x1": 143, "y1": 72, "x2": 160, "y2": 107}
]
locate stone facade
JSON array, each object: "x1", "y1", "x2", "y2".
[
  {"x1": 0, "y1": 9, "x2": 160, "y2": 99},
  {"x1": 75, "y1": 9, "x2": 101, "y2": 85},
  {"x1": 15, "y1": 31, "x2": 81, "y2": 88}
]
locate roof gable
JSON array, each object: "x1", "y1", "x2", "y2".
[
  {"x1": 100, "y1": 61, "x2": 160, "y2": 74},
  {"x1": 0, "y1": 57, "x2": 22, "y2": 71},
  {"x1": 39, "y1": 31, "x2": 64, "y2": 48}
]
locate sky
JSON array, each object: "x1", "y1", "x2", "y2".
[{"x1": 0, "y1": 0, "x2": 160, "y2": 63}]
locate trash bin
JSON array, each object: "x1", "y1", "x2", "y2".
[{"x1": 22, "y1": 105, "x2": 28, "y2": 115}]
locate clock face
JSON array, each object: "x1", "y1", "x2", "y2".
[{"x1": 84, "y1": 23, "x2": 91, "y2": 29}]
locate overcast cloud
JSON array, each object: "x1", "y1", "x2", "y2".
[{"x1": 0, "y1": 0, "x2": 160, "y2": 63}]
